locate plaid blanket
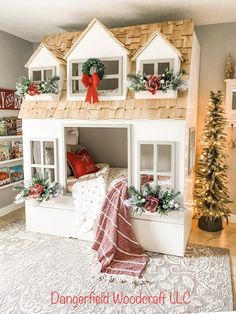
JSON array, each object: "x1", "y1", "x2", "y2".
[{"x1": 92, "y1": 180, "x2": 148, "y2": 278}]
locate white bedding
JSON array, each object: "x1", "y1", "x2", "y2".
[
  {"x1": 67, "y1": 165, "x2": 127, "y2": 193},
  {"x1": 71, "y1": 164, "x2": 127, "y2": 241},
  {"x1": 70, "y1": 165, "x2": 171, "y2": 241}
]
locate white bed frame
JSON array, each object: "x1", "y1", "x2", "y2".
[
  {"x1": 23, "y1": 119, "x2": 194, "y2": 257},
  {"x1": 25, "y1": 195, "x2": 192, "y2": 257}
]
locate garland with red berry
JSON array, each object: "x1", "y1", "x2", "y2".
[
  {"x1": 125, "y1": 183, "x2": 184, "y2": 216},
  {"x1": 127, "y1": 69, "x2": 186, "y2": 94},
  {"x1": 16, "y1": 76, "x2": 60, "y2": 97}
]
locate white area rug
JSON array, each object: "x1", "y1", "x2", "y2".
[{"x1": 0, "y1": 221, "x2": 233, "y2": 314}]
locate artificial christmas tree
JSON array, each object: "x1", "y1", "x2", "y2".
[{"x1": 194, "y1": 91, "x2": 231, "y2": 231}]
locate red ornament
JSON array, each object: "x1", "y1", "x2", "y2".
[
  {"x1": 144, "y1": 195, "x2": 159, "y2": 212},
  {"x1": 28, "y1": 83, "x2": 39, "y2": 96},
  {"x1": 82, "y1": 73, "x2": 100, "y2": 104},
  {"x1": 29, "y1": 183, "x2": 44, "y2": 199},
  {"x1": 145, "y1": 75, "x2": 161, "y2": 95}
]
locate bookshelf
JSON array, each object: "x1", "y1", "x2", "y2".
[
  {"x1": 0, "y1": 180, "x2": 24, "y2": 191},
  {"x1": 0, "y1": 135, "x2": 22, "y2": 141},
  {"x1": 0, "y1": 116, "x2": 24, "y2": 191},
  {"x1": 0, "y1": 157, "x2": 23, "y2": 166}
]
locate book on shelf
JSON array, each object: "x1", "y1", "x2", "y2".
[
  {"x1": 0, "y1": 142, "x2": 10, "y2": 161},
  {"x1": 9, "y1": 165, "x2": 24, "y2": 183},
  {"x1": 9, "y1": 141, "x2": 23, "y2": 159},
  {"x1": 5, "y1": 117, "x2": 17, "y2": 136},
  {"x1": 0, "y1": 167, "x2": 10, "y2": 186},
  {"x1": 0, "y1": 117, "x2": 22, "y2": 137},
  {"x1": 16, "y1": 118, "x2": 22, "y2": 135},
  {"x1": 0, "y1": 119, "x2": 7, "y2": 136}
]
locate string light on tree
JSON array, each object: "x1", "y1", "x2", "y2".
[{"x1": 194, "y1": 91, "x2": 231, "y2": 231}]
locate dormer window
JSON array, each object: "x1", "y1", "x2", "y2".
[
  {"x1": 30, "y1": 67, "x2": 56, "y2": 82},
  {"x1": 140, "y1": 59, "x2": 174, "y2": 76},
  {"x1": 70, "y1": 57, "x2": 122, "y2": 97}
]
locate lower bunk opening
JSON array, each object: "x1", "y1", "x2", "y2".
[{"x1": 64, "y1": 126, "x2": 130, "y2": 194}]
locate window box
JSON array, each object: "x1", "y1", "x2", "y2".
[
  {"x1": 24, "y1": 93, "x2": 60, "y2": 101},
  {"x1": 135, "y1": 90, "x2": 177, "y2": 99}
]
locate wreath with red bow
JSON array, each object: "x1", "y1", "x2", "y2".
[{"x1": 82, "y1": 58, "x2": 105, "y2": 104}]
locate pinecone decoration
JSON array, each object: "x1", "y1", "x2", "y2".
[{"x1": 226, "y1": 54, "x2": 234, "y2": 79}]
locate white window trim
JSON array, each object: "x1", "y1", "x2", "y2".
[
  {"x1": 28, "y1": 138, "x2": 58, "y2": 182},
  {"x1": 30, "y1": 66, "x2": 56, "y2": 82},
  {"x1": 137, "y1": 141, "x2": 176, "y2": 190},
  {"x1": 140, "y1": 59, "x2": 174, "y2": 76},
  {"x1": 229, "y1": 87, "x2": 236, "y2": 114},
  {"x1": 69, "y1": 57, "x2": 123, "y2": 97}
]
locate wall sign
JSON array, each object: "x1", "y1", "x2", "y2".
[{"x1": 0, "y1": 89, "x2": 22, "y2": 110}]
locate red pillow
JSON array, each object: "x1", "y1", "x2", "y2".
[{"x1": 67, "y1": 149, "x2": 99, "y2": 178}]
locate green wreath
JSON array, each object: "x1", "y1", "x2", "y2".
[{"x1": 82, "y1": 58, "x2": 105, "y2": 80}]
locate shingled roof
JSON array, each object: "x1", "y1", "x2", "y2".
[
  {"x1": 19, "y1": 18, "x2": 194, "y2": 120},
  {"x1": 18, "y1": 89, "x2": 188, "y2": 120},
  {"x1": 42, "y1": 18, "x2": 193, "y2": 74}
]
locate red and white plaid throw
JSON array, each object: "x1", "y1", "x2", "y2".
[{"x1": 92, "y1": 180, "x2": 148, "y2": 278}]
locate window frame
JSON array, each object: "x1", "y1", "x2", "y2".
[
  {"x1": 30, "y1": 66, "x2": 56, "y2": 82},
  {"x1": 28, "y1": 138, "x2": 58, "y2": 182},
  {"x1": 137, "y1": 141, "x2": 176, "y2": 190},
  {"x1": 229, "y1": 87, "x2": 236, "y2": 113},
  {"x1": 69, "y1": 56, "x2": 123, "y2": 97},
  {"x1": 140, "y1": 59, "x2": 174, "y2": 76}
]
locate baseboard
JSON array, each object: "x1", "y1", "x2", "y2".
[
  {"x1": 0, "y1": 203, "x2": 24, "y2": 218},
  {"x1": 229, "y1": 214, "x2": 236, "y2": 223}
]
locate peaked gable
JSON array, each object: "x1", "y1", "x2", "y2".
[
  {"x1": 25, "y1": 43, "x2": 66, "y2": 68},
  {"x1": 132, "y1": 30, "x2": 183, "y2": 61},
  {"x1": 65, "y1": 18, "x2": 130, "y2": 59}
]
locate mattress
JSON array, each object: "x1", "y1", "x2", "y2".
[{"x1": 67, "y1": 167, "x2": 128, "y2": 193}]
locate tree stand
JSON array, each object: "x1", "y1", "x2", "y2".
[{"x1": 198, "y1": 216, "x2": 223, "y2": 232}]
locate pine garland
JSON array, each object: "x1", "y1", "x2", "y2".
[
  {"x1": 14, "y1": 174, "x2": 60, "y2": 204},
  {"x1": 127, "y1": 69, "x2": 186, "y2": 93},
  {"x1": 126, "y1": 184, "x2": 183, "y2": 216},
  {"x1": 16, "y1": 76, "x2": 60, "y2": 97},
  {"x1": 194, "y1": 91, "x2": 231, "y2": 222}
]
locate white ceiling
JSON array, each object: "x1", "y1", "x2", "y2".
[{"x1": 1, "y1": 0, "x2": 236, "y2": 42}]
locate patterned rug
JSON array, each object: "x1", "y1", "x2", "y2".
[{"x1": 0, "y1": 221, "x2": 233, "y2": 314}]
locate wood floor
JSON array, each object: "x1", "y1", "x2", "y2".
[{"x1": 0, "y1": 208, "x2": 235, "y2": 310}]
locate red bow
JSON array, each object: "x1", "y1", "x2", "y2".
[{"x1": 82, "y1": 73, "x2": 100, "y2": 104}]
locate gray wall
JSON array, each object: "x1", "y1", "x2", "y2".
[
  {"x1": 195, "y1": 22, "x2": 236, "y2": 214},
  {"x1": 0, "y1": 30, "x2": 33, "y2": 209},
  {"x1": 0, "y1": 30, "x2": 32, "y2": 89},
  {"x1": 79, "y1": 127, "x2": 128, "y2": 168}
]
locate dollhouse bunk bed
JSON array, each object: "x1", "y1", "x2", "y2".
[{"x1": 19, "y1": 18, "x2": 200, "y2": 256}]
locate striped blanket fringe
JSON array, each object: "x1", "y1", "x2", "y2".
[{"x1": 92, "y1": 179, "x2": 148, "y2": 282}]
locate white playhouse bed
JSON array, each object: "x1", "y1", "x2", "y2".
[
  {"x1": 21, "y1": 18, "x2": 200, "y2": 257},
  {"x1": 24, "y1": 119, "x2": 194, "y2": 257}
]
